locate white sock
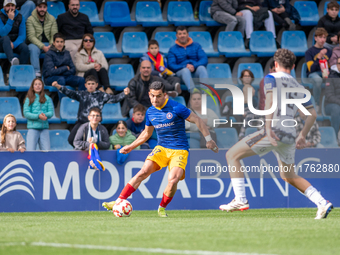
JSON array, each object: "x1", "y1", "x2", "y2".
[
  {"x1": 231, "y1": 178, "x2": 247, "y2": 203},
  {"x1": 304, "y1": 186, "x2": 327, "y2": 207}
]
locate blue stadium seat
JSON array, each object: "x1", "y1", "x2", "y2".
[
  {"x1": 60, "y1": 97, "x2": 79, "y2": 124},
  {"x1": 122, "y1": 32, "x2": 148, "y2": 58},
  {"x1": 249, "y1": 31, "x2": 277, "y2": 57},
  {"x1": 324, "y1": 1, "x2": 340, "y2": 16},
  {"x1": 0, "y1": 66, "x2": 9, "y2": 91},
  {"x1": 245, "y1": 127, "x2": 258, "y2": 136},
  {"x1": 9, "y1": 65, "x2": 35, "y2": 92},
  {"x1": 207, "y1": 63, "x2": 233, "y2": 87},
  {"x1": 49, "y1": 130, "x2": 73, "y2": 150},
  {"x1": 47, "y1": 1, "x2": 66, "y2": 19},
  {"x1": 79, "y1": 1, "x2": 105, "y2": 27},
  {"x1": 136, "y1": 1, "x2": 168, "y2": 27},
  {"x1": 109, "y1": 64, "x2": 134, "y2": 91},
  {"x1": 237, "y1": 63, "x2": 263, "y2": 88},
  {"x1": 171, "y1": 96, "x2": 186, "y2": 106},
  {"x1": 104, "y1": 1, "x2": 137, "y2": 27},
  {"x1": 17, "y1": 129, "x2": 28, "y2": 143},
  {"x1": 301, "y1": 63, "x2": 313, "y2": 89},
  {"x1": 47, "y1": 98, "x2": 61, "y2": 124},
  {"x1": 294, "y1": 1, "x2": 319, "y2": 26},
  {"x1": 218, "y1": 32, "x2": 251, "y2": 57},
  {"x1": 281, "y1": 31, "x2": 308, "y2": 57},
  {"x1": 319, "y1": 127, "x2": 338, "y2": 147},
  {"x1": 309, "y1": 96, "x2": 328, "y2": 122},
  {"x1": 186, "y1": 132, "x2": 201, "y2": 148},
  {"x1": 0, "y1": 97, "x2": 26, "y2": 124},
  {"x1": 167, "y1": 1, "x2": 200, "y2": 26},
  {"x1": 189, "y1": 31, "x2": 219, "y2": 57},
  {"x1": 215, "y1": 128, "x2": 238, "y2": 148},
  {"x1": 291, "y1": 68, "x2": 296, "y2": 78},
  {"x1": 321, "y1": 95, "x2": 332, "y2": 122},
  {"x1": 101, "y1": 103, "x2": 128, "y2": 124},
  {"x1": 199, "y1": 1, "x2": 223, "y2": 26},
  {"x1": 207, "y1": 95, "x2": 222, "y2": 117},
  {"x1": 154, "y1": 32, "x2": 177, "y2": 55},
  {"x1": 94, "y1": 32, "x2": 123, "y2": 58}
]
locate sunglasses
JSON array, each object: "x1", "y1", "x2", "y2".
[{"x1": 84, "y1": 39, "x2": 94, "y2": 43}]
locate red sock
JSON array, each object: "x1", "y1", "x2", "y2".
[
  {"x1": 159, "y1": 193, "x2": 173, "y2": 208},
  {"x1": 119, "y1": 183, "x2": 136, "y2": 199}
]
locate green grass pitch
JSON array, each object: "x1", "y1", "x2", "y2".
[{"x1": 0, "y1": 209, "x2": 339, "y2": 255}]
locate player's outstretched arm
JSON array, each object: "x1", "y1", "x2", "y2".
[
  {"x1": 120, "y1": 126, "x2": 154, "y2": 154},
  {"x1": 186, "y1": 112, "x2": 218, "y2": 153},
  {"x1": 296, "y1": 107, "x2": 317, "y2": 149},
  {"x1": 265, "y1": 91, "x2": 279, "y2": 146}
]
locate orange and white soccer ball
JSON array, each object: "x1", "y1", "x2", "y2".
[{"x1": 112, "y1": 199, "x2": 133, "y2": 217}]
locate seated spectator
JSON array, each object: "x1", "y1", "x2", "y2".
[
  {"x1": 27, "y1": 0, "x2": 58, "y2": 78},
  {"x1": 75, "y1": 33, "x2": 113, "y2": 95},
  {"x1": 52, "y1": 75, "x2": 130, "y2": 147},
  {"x1": 325, "y1": 57, "x2": 340, "y2": 140},
  {"x1": 317, "y1": 1, "x2": 340, "y2": 51},
  {"x1": 73, "y1": 107, "x2": 110, "y2": 150},
  {"x1": 110, "y1": 120, "x2": 140, "y2": 150},
  {"x1": 295, "y1": 111, "x2": 322, "y2": 148},
  {"x1": 43, "y1": 33, "x2": 85, "y2": 90},
  {"x1": 0, "y1": 0, "x2": 29, "y2": 66},
  {"x1": 329, "y1": 32, "x2": 340, "y2": 68},
  {"x1": 305, "y1": 27, "x2": 332, "y2": 112},
  {"x1": 259, "y1": 61, "x2": 275, "y2": 110},
  {"x1": 240, "y1": 69, "x2": 258, "y2": 107},
  {"x1": 0, "y1": 0, "x2": 37, "y2": 21},
  {"x1": 262, "y1": 0, "x2": 300, "y2": 30},
  {"x1": 141, "y1": 39, "x2": 181, "y2": 96},
  {"x1": 210, "y1": 0, "x2": 246, "y2": 37},
  {"x1": 57, "y1": 0, "x2": 93, "y2": 61},
  {"x1": 167, "y1": 26, "x2": 208, "y2": 91},
  {"x1": 185, "y1": 89, "x2": 218, "y2": 147},
  {"x1": 0, "y1": 114, "x2": 25, "y2": 152},
  {"x1": 23, "y1": 78, "x2": 53, "y2": 151},
  {"x1": 237, "y1": 0, "x2": 276, "y2": 47}
]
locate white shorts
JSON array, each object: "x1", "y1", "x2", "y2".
[{"x1": 244, "y1": 129, "x2": 295, "y2": 164}]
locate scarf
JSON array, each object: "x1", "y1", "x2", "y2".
[{"x1": 147, "y1": 52, "x2": 173, "y2": 76}]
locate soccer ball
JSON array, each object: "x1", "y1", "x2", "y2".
[{"x1": 112, "y1": 199, "x2": 133, "y2": 217}]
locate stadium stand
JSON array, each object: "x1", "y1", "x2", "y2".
[
  {"x1": 60, "y1": 97, "x2": 79, "y2": 124},
  {"x1": 294, "y1": 1, "x2": 319, "y2": 26},
  {"x1": 189, "y1": 31, "x2": 219, "y2": 57},
  {"x1": 245, "y1": 127, "x2": 258, "y2": 136},
  {"x1": 237, "y1": 63, "x2": 263, "y2": 88},
  {"x1": 109, "y1": 64, "x2": 135, "y2": 91},
  {"x1": 9, "y1": 65, "x2": 36, "y2": 92},
  {"x1": 0, "y1": 67, "x2": 9, "y2": 92},
  {"x1": 47, "y1": 1, "x2": 66, "y2": 19},
  {"x1": 167, "y1": 1, "x2": 200, "y2": 26},
  {"x1": 249, "y1": 31, "x2": 277, "y2": 57},
  {"x1": 281, "y1": 31, "x2": 308, "y2": 57},
  {"x1": 136, "y1": 1, "x2": 168, "y2": 27},
  {"x1": 104, "y1": 1, "x2": 137, "y2": 27},
  {"x1": 319, "y1": 126, "x2": 339, "y2": 147},
  {"x1": 79, "y1": 1, "x2": 105, "y2": 27},
  {"x1": 171, "y1": 96, "x2": 186, "y2": 106},
  {"x1": 0, "y1": 97, "x2": 26, "y2": 124},
  {"x1": 101, "y1": 103, "x2": 128, "y2": 124},
  {"x1": 199, "y1": 1, "x2": 223, "y2": 26},
  {"x1": 49, "y1": 130, "x2": 74, "y2": 150},
  {"x1": 215, "y1": 128, "x2": 238, "y2": 148},
  {"x1": 93, "y1": 32, "x2": 123, "y2": 58},
  {"x1": 154, "y1": 31, "x2": 177, "y2": 55},
  {"x1": 218, "y1": 32, "x2": 251, "y2": 57},
  {"x1": 186, "y1": 132, "x2": 201, "y2": 149},
  {"x1": 122, "y1": 32, "x2": 148, "y2": 58}
]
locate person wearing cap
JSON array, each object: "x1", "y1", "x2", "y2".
[
  {"x1": 0, "y1": 0, "x2": 29, "y2": 66},
  {"x1": 57, "y1": 0, "x2": 93, "y2": 62},
  {"x1": 26, "y1": 0, "x2": 57, "y2": 77},
  {"x1": 0, "y1": 0, "x2": 36, "y2": 21}
]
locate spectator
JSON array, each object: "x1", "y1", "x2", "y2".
[
  {"x1": 74, "y1": 33, "x2": 113, "y2": 95},
  {"x1": 26, "y1": 0, "x2": 58, "y2": 78},
  {"x1": 52, "y1": 75, "x2": 130, "y2": 147},
  {"x1": 23, "y1": 78, "x2": 53, "y2": 151},
  {"x1": 210, "y1": 0, "x2": 246, "y2": 37},
  {"x1": 57, "y1": 0, "x2": 93, "y2": 61},
  {"x1": 110, "y1": 120, "x2": 140, "y2": 150},
  {"x1": 305, "y1": 27, "x2": 332, "y2": 112},
  {"x1": 262, "y1": 0, "x2": 300, "y2": 30},
  {"x1": 73, "y1": 107, "x2": 110, "y2": 150},
  {"x1": 325, "y1": 56, "x2": 340, "y2": 140},
  {"x1": 238, "y1": 0, "x2": 276, "y2": 47},
  {"x1": 0, "y1": 114, "x2": 25, "y2": 152},
  {"x1": 185, "y1": 89, "x2": 219, "y2": 147},
  {"x1": 43, "y1": 33, "x2": 85, "y2": 90},
  {"x1": 317, "y1": 1, "x2": 340, "y2": 51},
  {"x1": 329, "y1": 32, "x2": 340, "y2": 68},
  {"x1": 259, "y1": 61, "x2": 275, "y2": 110},
  {"x1": 295, "y1": 112, "x2": 322, "y2": 148},
  {"x1": 167, "y1": 26, "x2": 208, "y2": 91},
  {"x1": 0, "y1": 0, "x2": 29, "y2": 66},
  {"x1": 123, "y1": 60, "x2": 178, "y2": 116},
  {"x1": 141, "y1": 39, "x2": 181, "y2": 96},
  {"x1": 0, "y1": 0, "x2": 36, "y2": 21}
]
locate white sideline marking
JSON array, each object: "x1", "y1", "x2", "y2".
[{"x1": 0, "y1": 242, "x2": 277, "y2": 255}]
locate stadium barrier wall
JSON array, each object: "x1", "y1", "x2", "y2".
[{"x1": 0, "y1": 149, "x2": 339, "y2": 212}]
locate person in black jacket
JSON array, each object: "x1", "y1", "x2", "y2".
[
  {"x1": 262, "y1": 0, "x2": 297, "y2": 30},
  {"x1": 317, "y1": 1, "x2": 340, "y2": 51}
]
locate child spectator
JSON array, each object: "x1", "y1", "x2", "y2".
[
  {"x1": 110, "y1": 120, "x2": 140, "y2": 150},
  {"x1": 52, "y1": 75, "x2": 130, "y2": 147},
  {"x1": 23, "y1": 78, "x2": 53, "y2": 151},
  {"x1": 73, "y1": 107, "x2": 110, "y2": 150},
  {"x1": 0, "y1": 114, "x2": 26, "y2": 152},
  {"x1": 141, "y1": 39, "x2": 181, "y2": 96}
]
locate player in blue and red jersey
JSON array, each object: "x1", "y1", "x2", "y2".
[{"x1": 102, "y1": 81, "x2": 218, "y2": 217}]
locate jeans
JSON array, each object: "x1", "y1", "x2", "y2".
[
  {"x1": 241, "y1": 10, "x2": 276, "y2": 39},
  {"x1": 20, "y1": 0, "x2": 36, "y2": 20},
  {"x1": 308, "y1": 71, "x2": 323, "y2": 106},
  {"x1": 325, "y1": 103, "x2": 340, "y2": 138},
  {"x1": 84, "y1": 68, "x2": 110, "y2": 90},
  {"x1": 212, "y1": 11, "x2": 246, "y2": 37},
  {"x1": 29, "y1": 43, "x2": 48, "y2": 74},
  {"x1": 0, "y1": 36, "x2": 29, "y2": 63},
  {"x1": 176, "y1": 66, "x2": 208, "y2": 91},
  {"x1": 27, "y1": 129, "x2": 50, "y2": 151}
]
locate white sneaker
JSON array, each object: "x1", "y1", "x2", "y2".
[
  {"x1": 315, "y1": 202, "x2": 333, "y2": 219},
  {"x1": 10, "y1": 57, "x2": 19, "y2": 66},
  {"x1": 219, "y1": 199, "x2": 249, "y2": 212}
]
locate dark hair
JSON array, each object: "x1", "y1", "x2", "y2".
[
  {"x1": 176, "y1": 26, "x2": 188, "y2": 33},
  {"x1": 315, "y1": 27, "x2": 328, "y2": 38},
  {"x1": 133, "y1": 104, "x2": 146, "y2": 114},
  {"x1": 240, "y1": 69, "x2": 255, "y2": 83},
  {"x1": 274, "y1": 49, "x2": 296, "y2": 70},
  {"x1": 85, "y1": 75, "x2": 98, "y2": 84},
  {"x1": 89, "y1": 107, "x2": 101, "y2": 117},
  {"x1": 25, "y1": 78, "x2": 46, "y2": 106},
  {"x1": 327, "y1": 1, "x2": 340, "y2": 10},
  {"x1": 53, "y1": 33, "x2": 65, "y2": 42},
  {"x1": 116, "y1": 120, "x2": 128, "y2": 129},
  {"x1": 149, "y1": 81, "x2": 165, "y2": 93},
  {"x1": 269, "y1": 61, "x2": 275, "y2": 70},
  {"x1": 78, "y1": 33, "x2": 95, "y2": 52},
  {"x1": 148, "y1": 39, "x2": 159, "y2": 48}
]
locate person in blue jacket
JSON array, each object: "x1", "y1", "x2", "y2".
[
  {"x1": 0, "y1": 0, "x2": 29, "y2": 66},
  {"x1": 167, "y1": 26, "x2": 208, "y2": 91},
  {"x1": 24, "y1": 78, "x2": 53, "y2": 151}
]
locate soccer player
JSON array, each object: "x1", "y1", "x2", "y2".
[
  {"x1": 219, "y1": 49, "x2": 333, "y2": 219},
  {"x1": 102, "y1": 81, "x2": 219, "y2": 217}
]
